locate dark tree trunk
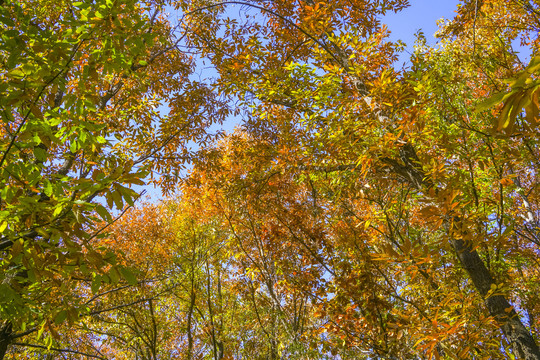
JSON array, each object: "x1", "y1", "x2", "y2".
[
  {"x1": 388, "y1": 142, "x2": 540, "y2": 360},
  {"x1": 0, "y1": 322, "x2": 12, "y2": 360},
  {"x1": 453, "y1": 236, "x2": 540, "y2": 359}
]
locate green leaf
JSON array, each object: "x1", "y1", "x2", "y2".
[
  {"x1": 54, "y1": 310, "x2": 68, "y2": 325},
  {"x1": 95, "y1": 205, "x2": 112, "y2": 222},
  {"x1": 70, "y1": 141, "x2": 78, "y2": 153},
  {"x1": 91, "y1": 275, "x2": 102, "y2": 293},
  {"x1": 105, "y1": 190, "x2": 114, "y2": 209},
  {"x1": 115, "y1": 183, "x2": 137, "y2": 206},
  {"x1": 108, "y1": 267, "x2": 120, "y2": 284},
  {"x1": 43, "y1": 180, "x2": 53, "y2": 197},
  {"x1": 33, "y1": 147, "x2": 47, "y2": 162},
  {"x1": 120, "y1": 267, "x2": 137, "y2": 286},
  {"x1": 111, "y1": 189, "x2": 123, "y2": 210}
]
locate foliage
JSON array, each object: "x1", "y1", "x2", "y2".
[
  {"x1": 0, "y1": 0, "x2": 225, "y2": 355},
  {"x1": 3, "y1": 0, "x2": 540, "y2": 359}
]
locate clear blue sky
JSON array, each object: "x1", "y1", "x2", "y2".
[{"x1": 384, "y1": 0, "x2": 460, "y2": 44}]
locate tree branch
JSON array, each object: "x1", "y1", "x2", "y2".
[{"x1": 11, "y1": 342, "x2": 105, "y2": 360}]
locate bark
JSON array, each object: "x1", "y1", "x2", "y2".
[{"x1": 0, "y1": 322, "x2": 12, "y2": 360}]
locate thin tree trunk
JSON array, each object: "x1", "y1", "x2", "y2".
[
  {"x1": 205, "y1": 259, "x2": 221, "y2": 360},
  {"x1": 186, "y1": 287, "x2": 196, "y2": 360},
  {"x1": 148, "y1": 299, "x2": 158, "y2": 360}
]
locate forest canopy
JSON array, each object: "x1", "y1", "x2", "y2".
[{"x1": 2, "y1": 0, "x2": 540, "y2": 359}]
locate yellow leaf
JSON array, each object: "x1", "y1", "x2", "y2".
[{"x1": 496, "y1": 93, "x2": 518, "y2": 132}]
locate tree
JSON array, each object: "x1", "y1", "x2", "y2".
[
  {"x1": 0, "y1": 0, "x2": 225, "y2": 356},
  {"x1": 3, "y1": 0, "x2": 540, "y2": 359},
  {"x1": 20, "y1": 197, "x2": 333, "y2": 359},
  {"x1": 176, "y1": 0, "x2": 540, "y2": 358}
]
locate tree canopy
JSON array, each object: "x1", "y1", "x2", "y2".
[{"x1": 2, "y1": 0, "x2": 540, "y2": 359}]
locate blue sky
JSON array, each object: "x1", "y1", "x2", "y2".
[
  {"x1": 385, "y1": 0, "x2": 460, "y2": 43},
  {"x1": 383, "y1": 0, "x2": 460, "y2": 64}
]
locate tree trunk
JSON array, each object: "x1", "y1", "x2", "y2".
[
  {"x1": 186, "y1": 290, "x2": 195, "y2": 360},
  {"x1": 0, "y1": 322, "x2": 12, "y2": 360},
  {"x1": 453, "y1": 236, "x2": 540, "y2": 359},
  {"x1": 389, "y1": 143, "x2": 540, "y2": 359}
]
